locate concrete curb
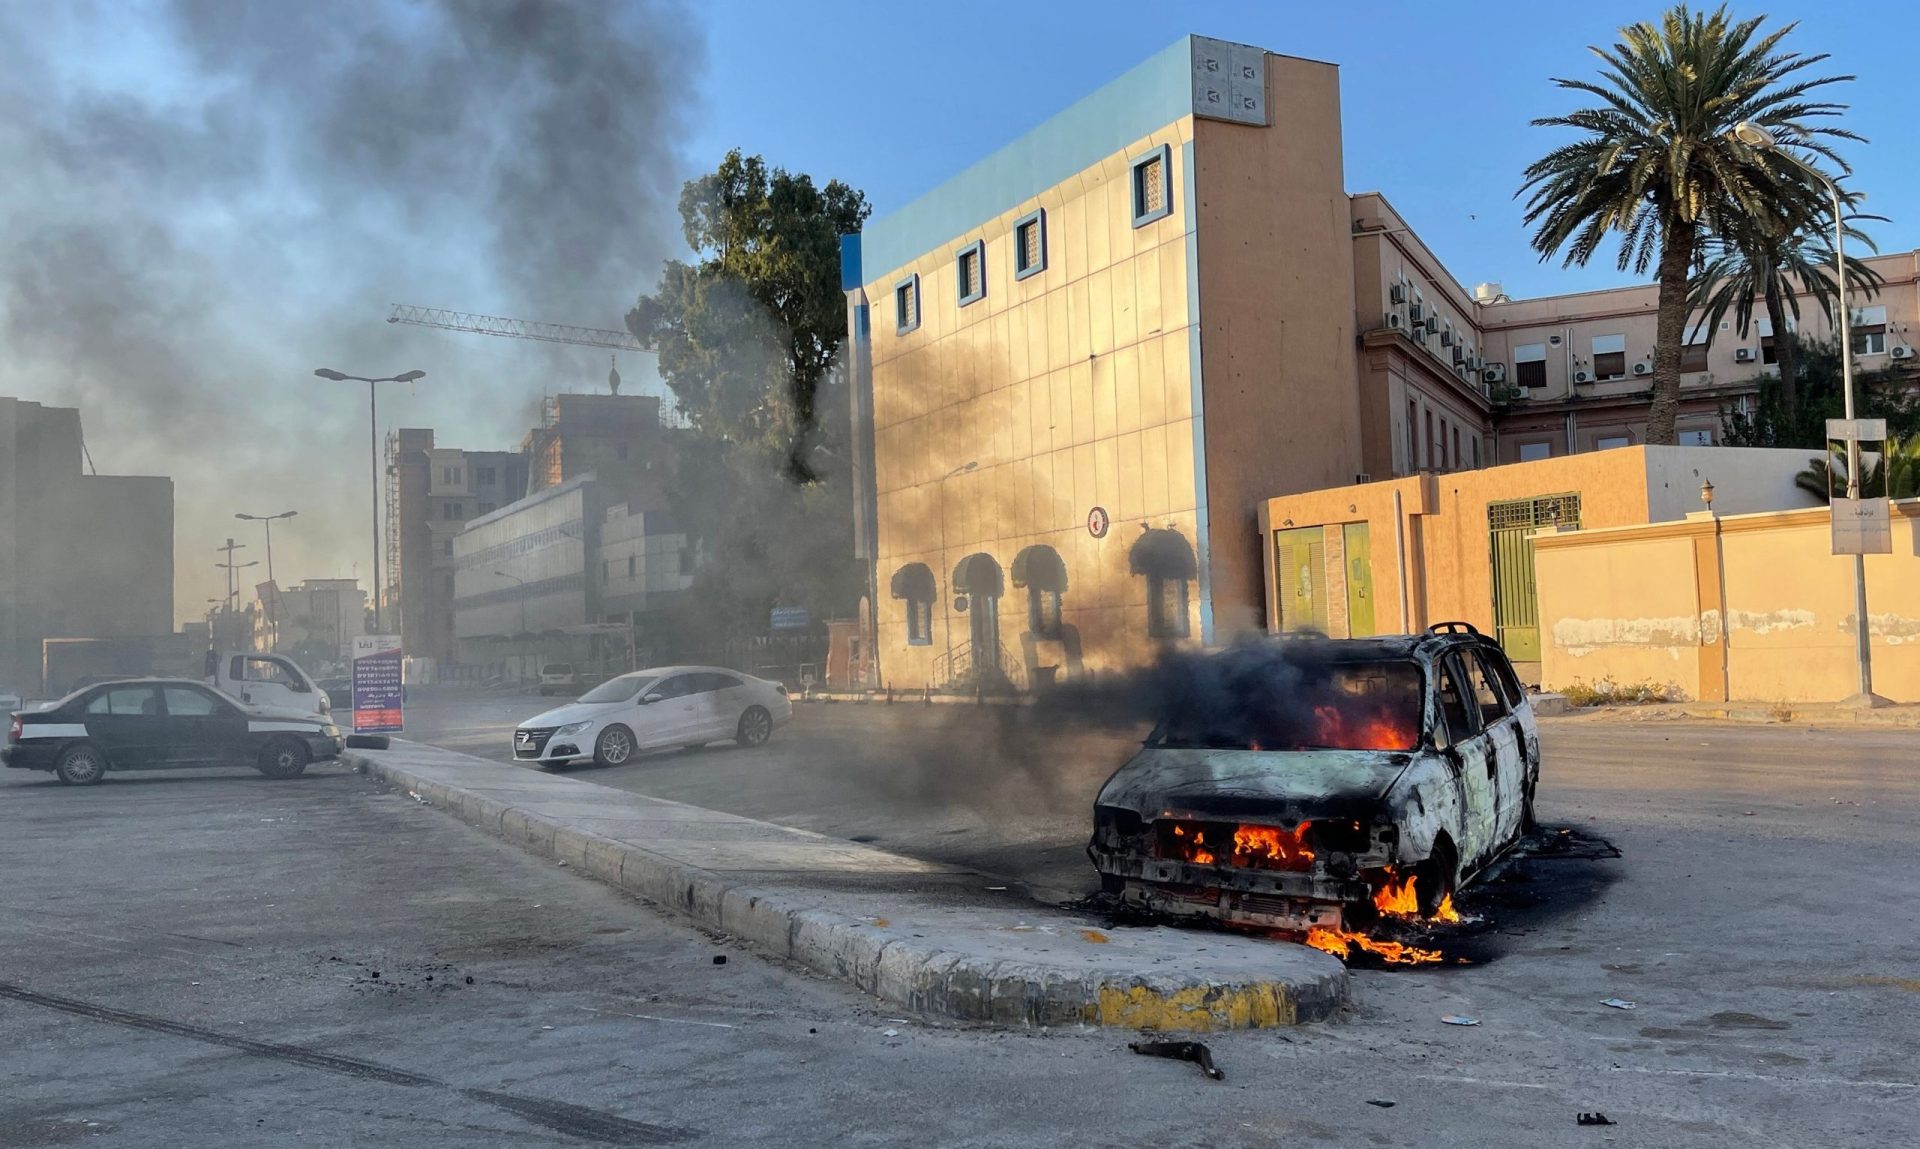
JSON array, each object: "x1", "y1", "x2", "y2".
[
  {"x1": 1551, "y1": 702, "x2": 1920, "y2": 727},
  {"x1": 347, "y1": 747, "x2": 1347, "y2": 1030}
]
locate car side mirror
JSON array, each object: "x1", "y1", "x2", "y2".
[{"x1": 640, "y1": 692, "x2": 664, "y2": 705}]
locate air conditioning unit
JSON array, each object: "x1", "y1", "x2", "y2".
[
  {"x1": 1469, "y1": 355, "x2": 1484, "y2": 371},
  {"x1": 1452, "y1": 346, "x2": 1467, "y2": 365},
  {"x1": 1455, "y1": 364, "x2": 1469, "y2": 380},
  {"x1": 1483, "y1": 363, "x2": 1507, "y2": 384},
  {"x1": 1389, "y1": 283, "x2": 1406, "y2": 304},
  {"x1": 1892, "y1": 344, "x2": 1915, "y2": 361},
  {"x1": 1632, "y1": 361, "x2": 1653, "y2": 376},
  {"x1": 1386, "y1": 311, "x2": 1405, "y2": 330},
  {"x1": 1734, "y1": 347, "x2": 1756, "y2": 363},
  {"x1": 1408, "y1": 303, "x2": 1426, "y2": 324},
  {"x1": 1354, "y1": 472, "x2": 1373, "y2": 484},
  {"x1": 1574, "y1": 369, "x2": 1592, "y2": 384},
  {"x1": 1425, "y1": 315, "x2": 1440, "y2": 334},
  {"x1": 1411, "y1": 327, "x2": 1427, "y2": 345},
  {"x1": 1441, "y1": 329, "x2": 1455, "y2": 348}
]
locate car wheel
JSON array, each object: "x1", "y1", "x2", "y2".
[
  {"x1": 54, "y1": 743, "x2": 108, "y2": 786},
  {"x1": 735, "y1": 706, "x2": 772, "y2": 747},
  {"x1": 594, "y1": 725, "x2": 635, "y2": 767},
  {"x1": 1414, "y1": 838, "x2": 1458, "y2": 918},
  {"x1": 257, "y1": 737, "x2": 310, "y2": 779}
]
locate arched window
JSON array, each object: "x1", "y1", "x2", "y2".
[
  {"x1": 890, "y1": 563, "x2": 936, "y2": 646},
  {"x1": 1129, "y1": 527, "x2": 1197, "y2": 639},
  {"x1": 1011, "y1": 545, "x2": 1068, "y2": 639}
]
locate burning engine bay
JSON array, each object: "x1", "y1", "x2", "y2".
[{"x1": 1084, "y1": 630, "x2": 1546, "y2": 965}]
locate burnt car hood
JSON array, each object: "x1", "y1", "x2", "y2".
[{"x1": 1095, "y1": 747, "x2": 1418, "y2": 819}]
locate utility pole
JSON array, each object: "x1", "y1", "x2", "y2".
[{"x1": 215, "y1": 539, "x2": 259, "y2": 651}]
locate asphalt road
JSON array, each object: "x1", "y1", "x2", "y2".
[{"x1": 3, "y1": 699, "x2": 1915, "y2": 1146}]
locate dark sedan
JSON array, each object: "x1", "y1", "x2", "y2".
[{"x1": 3, "y1": 678, "x2": 344, "y2": 786}]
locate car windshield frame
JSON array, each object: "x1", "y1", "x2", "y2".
[
  {"x1": 1147, "y1": 656, "x2": 1428, "y2": 753},
  {"x1": 576, "y1": 674, "x2": 657, "y2": 704}
]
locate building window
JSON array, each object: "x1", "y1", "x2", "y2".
[
  {"x1": 1471, "y1": 436, "x2": 1481, "y2": 469},
  {"x1": 1682, "y1": 324, "x2": 1710, "y2": 372},
  {"x1": 1591, "y1": 334, "x2": 1627, "y2": 381},
  {"x1": 1679, "y1": 429, "x2": 1714, "y2": 446},
  {"x1": 1147, "y1": 575, "x2": 1190, "y2": 639},
  {"x1": 1424, "y1": 410, "x2": 1435, "y2": 469},
  {"x1": 1130, "y1": 145, "x2": 1172, "y2": 227},
  {"x1": 442, "y1": 539, "x2": 453, "y2": 557},
  {"x1": 1013, "y1": 545, "x2": 1067, "y2": 641},
  {"x1": 1514, "y1": 342, "x2": 1548, "y2": 388},
  {"x1": 442, "y1": 466, "x2": 462, "y2": 485},
  {"x1": 475, "y1": 466, "x2": 495, "y2": 484},
  {"x1": 1439, "y1": 417, "x2": 1450, "y2": 469},
  {"x1": 1405, "y1": 399, "x2": 1418, "y2": 471},
  {"x1": 956, "y1": 240, "x2": 985, "y2": 307},
  {"x1": 1452, "y1": 425, "x2": 1462, "y2": 471},
  {"x1": 1854, "y1": 326, "x2": 1888, "y2": 356},
  {"x1": 894, "y1": 274, "x2": 920, "y2": 335},
  {"x1": 441, "y1": 502, "x2": 464, "y2": 520},
  {"x1": 1013, "y1": 209, "x2": 1047, "y2": 280},
  {"x1": 891, "y1": 563, "x2": 936, "y2": 646},
  {"x1": 1518, "y1": 441, "x2": 1552, "y2": 462},
  {"x1": 627, "y1": 555, "x2": 636, "y2": 578},
  {"x1": 478, "y1": 502, "x2": 495, "y2": 515},
  {"x1": 1596, "y1": 434, "x2": 1631, "y2": 450}
]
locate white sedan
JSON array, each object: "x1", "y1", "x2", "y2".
[{"x1": 512, "y1": 665, "x2": 792, "y2": 770}]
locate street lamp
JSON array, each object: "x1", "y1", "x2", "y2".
[
  {"x1": 1732, "y1": 121, "x2": 1880, "y2": 705},
  {"x1": 236, "y1": 510, "x2": 297, "y2": 651},
  {"x1": 313, "y1": 368, "x2": 426, "y2": 634}
]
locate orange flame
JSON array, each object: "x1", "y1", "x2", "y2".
[
  {"x1": 1159, "y1": 821, "x2": 1312, "y2": 871},
  {"x1": 1305, "y1": 926, "x2": 1442, "y2": 966},
  {"x1": 1311, "y1": 703, "x2": 1417, "y2": 751},
  {"x1": 1369, "y1": 867, "x2": 1464, "y2": 922}
]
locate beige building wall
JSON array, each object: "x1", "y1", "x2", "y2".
[
  {"x1": 1535, "y1": 502, "x2": 1920, "y2": 704},
  {"x1": 1191, "y1": 55, "x2": 1360, "y2": 637},
  {"x1": 865, "y1": 118, "x2": 1203, "y2": 688}
]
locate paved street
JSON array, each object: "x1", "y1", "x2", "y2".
[{"x1": 2, "y1": 699, "x2": 1916, "y2": 1146}]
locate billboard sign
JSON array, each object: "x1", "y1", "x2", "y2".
[{"x1": 350, "y1": 634, "x2": 404, "y2": 733}]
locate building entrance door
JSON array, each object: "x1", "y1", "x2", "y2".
[
  {"x1": 1487, "y1": 493, "x2": 1581, "y2": 662},
  {"x1": 1273, "y1": 527, "x2": 1328, "y2": 634},
  {"x1": 1342, "y1": 522, "x2": 1375, "y2": 638}
]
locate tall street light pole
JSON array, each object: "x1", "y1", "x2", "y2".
[
  {"x1": 1732, "y1": 122, "x2": 1880, "y2": 705},
  {"x1": 313, "y1": 368, "x2": 426, "y2": 635},
  {"x1": 493, "y1": 570, "x2": 528, "y2": 638}
]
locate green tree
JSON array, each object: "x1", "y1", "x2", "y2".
[
  {"x1": 1689, "y1": 208, "x2": 1882, "y2": 410},
  {"x1": 1519, "y1": 4, "x2": 1854, "y2": 443},
  {"x1": 1722, "y1": 335, "x2": 1920, "y2": 448},
  {"x1": 1795, "y1": 435, "x2": 1920, "y2": 501},
  {"x1": 627, "y1": 152, "x2": 871, "y2": 649}
]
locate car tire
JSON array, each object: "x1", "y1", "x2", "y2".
[
  {"x1": 53, "y1": 743, "x2": 108, "y2": 786},
  {"x1": 1520, "y1": 776, "x2": 1539, "y2": 835},
  {"x1": 594, "y1": 725, "x2": 635, "y2": 768},
  {"x1": 735, "y1": 706, "x2": 772, "y2": 748},
  {"x1": 1414, "y1": 838, "x2": 1458, "y2": 918},
  {"x1": 257, "y1": 737, "x2": 310, "y2": 779}
]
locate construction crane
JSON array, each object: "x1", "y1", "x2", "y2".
[{"x1": 386, "y1": 304, "x2": 652, "y2": 354}]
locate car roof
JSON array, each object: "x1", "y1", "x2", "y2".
[
  {"x1": 624, "y1": 665, "x2": 749, "y2": 679},
  {"x1": 1263, "y1": 628, "x2": 1502, "y2": 662}
]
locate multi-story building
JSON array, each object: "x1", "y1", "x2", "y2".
[
  {"x1": 387, "y1": 429, "x2": 527, "y2": 665},
  {"x1": 250, "y1": 578, "x2": 366, "y2": 662},
  {"x1": 840, "y1": 34, "x2": 1918, "y2": 691},
  {"x1": 0, "y1": 397, "x2": 174, "y2": 690},
  {"x1": 523, "y1": 393, "x2": 673, "y2": 495}
]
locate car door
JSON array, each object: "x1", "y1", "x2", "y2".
[
  {"x1": 1431, "y1": 654, "x2": 1496, "y2": 867},
  {"x1": 691, "y1": 673, "x2": 741, "y2": 740},
  {"x1": 81, "y1": 685, "x2": 167, "y2": 769},
  {"x1": 163, "y1": 685, "x2": 253, "y2": 766},
  {"x1": 1462, "y1": 648, "x2": 1525, "y2": 844},
  {"x1": 229, "y1": 655, "x2": 317, "y2": 715},
  {"x1": 632, "y1": 674, "x2": 699, "y2": 750}
]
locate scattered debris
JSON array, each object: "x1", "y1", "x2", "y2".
[
  {"x1": 711, "y1": 955, "x2": 727, "y2": 966},
  {"x1": 1080, "y1": 930, "x2": 1110, "y2": 944},
  {"x1": 1440, "y1": 1015, "x2": 1480, "y2": 1026},
  {"x1": 882, "y1": 1028, "x2": 900, "y2": 1038},
  {"x1": 1600, "y1": 998, "x2": 1636, "y2": 1010},
  {"x1": 808, "y1": 1028, "x2": 816, "y2": 1035},
  {"x1": 986, "y1": 886, "x2": 1007, "y2": 891},
  {"x1": 465, "y1": 976, "x2": 474, "y2": 985},
  {"x1": 1367, "y1": 1099, "x2": 1396, "y2": 1108},
  {"x1": 1576, "y1": 1112, "x2": 1616, "y2": 1126},
  {"x1": 1128, "y1": 1040, "x2": 1225, "y2": 1081}
]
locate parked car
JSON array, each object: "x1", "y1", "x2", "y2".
[
  {"x1": 1086, "y1": 624, "x2": 1539, "y2": 933},
  {"x1": 3, "y1": 678, "x2": 344, "y2": 786},
  {"x1": 537, "y1": 663, "x2": 581, "y2": 696},
  {"x1": 513, "y1": 666, "x2": 792, "y2": 770},
  {"x1": 0, "y1": 687, "x2": 22, "y2": 718}
]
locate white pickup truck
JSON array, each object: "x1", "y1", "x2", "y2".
[{"x1": 204, "y1": 650, "x2": 332, "y2": 719}]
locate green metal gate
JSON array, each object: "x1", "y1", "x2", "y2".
[
  {"x1": 1273, "y1": 526, "x2": 1329, "y2": 634},
  {"x1": 1487, "y1": 493, "x2": 1581, "y2": 662}
]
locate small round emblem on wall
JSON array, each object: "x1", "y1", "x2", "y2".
[{"x1": 1087, "y1": 506, "x2": 1110, "y2": 538}]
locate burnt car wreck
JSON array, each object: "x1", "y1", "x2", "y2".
[{"x1": 1087, "y1": 624, "x2": 1539, "y2": 960}]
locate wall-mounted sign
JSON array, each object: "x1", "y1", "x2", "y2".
[
  {"x1": 954, "y1": 595, "x2": 969, "y2": 614},
  {"x1": 770, "y1": 606, "x2": 810, "y2": 630},
  {"x1": 1087, "y1": 506, "x2": 1110, "y2": 538}
]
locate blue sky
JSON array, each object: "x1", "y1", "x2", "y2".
[{"x1": 691, "y1": 0, "x2": 1913, "y2": 300}]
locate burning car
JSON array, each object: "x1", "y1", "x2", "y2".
[{"x1": 1087, "y1": 624, "x2": 1538, "y2": 955}]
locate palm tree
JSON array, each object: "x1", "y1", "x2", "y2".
[
  {"x1": 1519, "y1": 4, "x2": 1855, "y2": 444},
  {"x1": 1690, "y1": 206, "x2": 1883, "y2": 409},
  {"x1": 1795, "y1": 435, "x2": 1920, "y2": 501}
]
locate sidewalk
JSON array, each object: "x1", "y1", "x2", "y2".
[
  {"x1": 345, "y1": 741, "x2": 1347, "y2": 1030},
  {"x1": 1552, "y1": 700, "x2": 1920, "y2": 727}
]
